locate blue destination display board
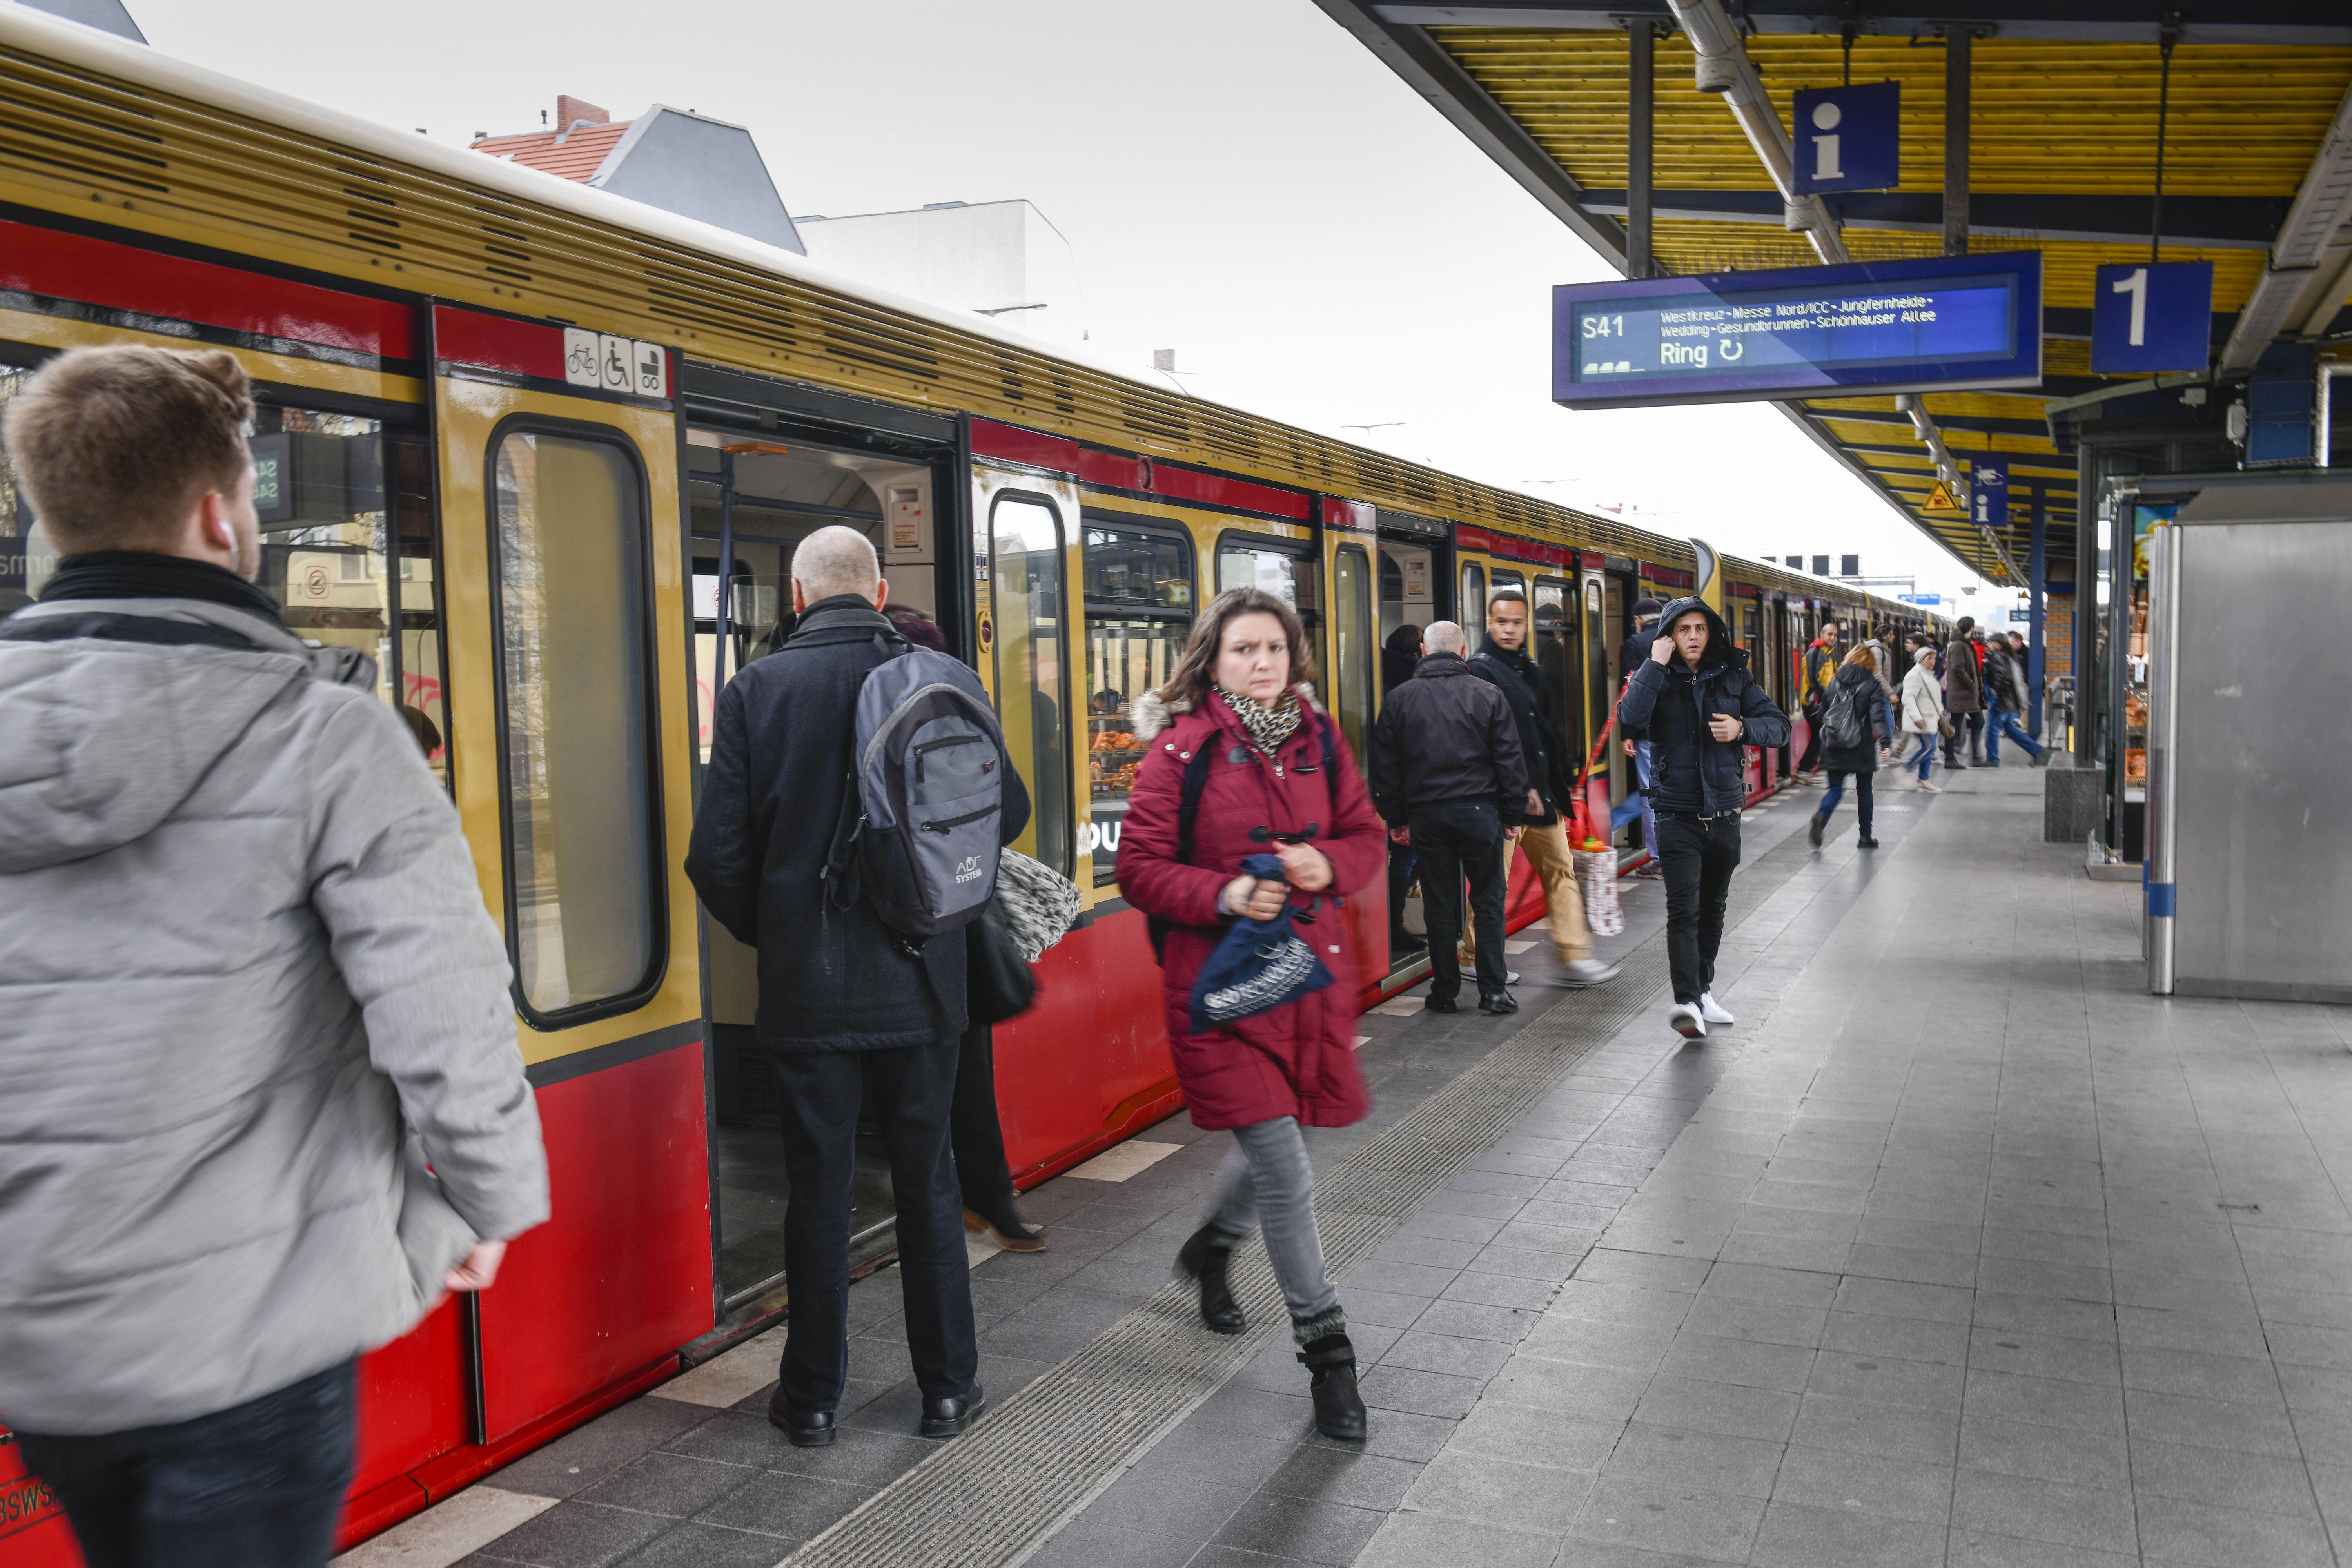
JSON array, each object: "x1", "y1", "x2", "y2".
[{"x1": 1553, "y1": 250, "x2": 2042, "y2": 410}]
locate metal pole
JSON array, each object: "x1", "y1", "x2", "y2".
[
  {"x1": 2029, "y1": 486, "x2": 2047, "y2": 738},
  {"x1": 716, "y1": 452, "x2": 735, "y2": 692},
  {"x1": 1628, "y1": 21, "x2": 1655, "y2": 280},
  {"x1": 2073, "y1": 445, "x2": 2097, "y2": 766},
  {"x1": 2152, "y1": 15, "x2": 2179, "y2": 264},
  {"x1": 1944, "y1": 32, "x2": 1971, "y2": 255}
]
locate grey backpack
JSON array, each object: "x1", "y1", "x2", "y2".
[
  {"x1": 824, "y1": 641, "x2": 1008, "y2": 942},
  {"x1": 1821, "y1": 677, "x2": 1867, "y2": 751}
]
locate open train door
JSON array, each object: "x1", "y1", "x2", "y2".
[
  {"x1": 1319, "y1": 499, "x2": 1387, "y2": 995},
  {"x1": 423, "y1": 307, "x2": 712, "y2": 1447}
]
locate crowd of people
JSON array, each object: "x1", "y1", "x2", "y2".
[{"x1": 0, "y1": 345, "x2": 2067, "y2": 1566}]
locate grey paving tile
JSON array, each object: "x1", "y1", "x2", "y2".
[
  {"x1": 1404, "y1": 1449, "x2": 1594, "y2": 1533},
  {"x1": 1210, "y1": 1492, "x2": 1385, "y2": 1566},
  {"x1": 1958, "y1": 1413, "x2": 2131, "y2": 1490},
  {"x1": 1352, "y1": 1512, "x2": 1558, "y2": 1568},
  {"x1": 1569, "y1": 1475, "x2": 1768, "y2": 1564},
  {"x1": 1768, "y1": 1442, "x2": 1955, "y2": 1526},
  {"x1": 1949, "y1": 1468, "x2": 2138, "y2": 1556},
  {"x1": 1357, "y1": 1364, "x2": 1485, "y2": 1420},
  {"x1": 1806, "y1": 1350, "x2": 1965, "y2": 1413},
  {"x1": 1601, "y1": 1421, "x2": 1784, "y2": 1499},
  {"x1": 609, "y1": 1521, "x2": 801, "y2": 1568},
  {"x1": 1631, "y1": 1374, "x2": 1801, "y2": 1443},
  {"x1": 1445, "y1": 1399, "x2": 1624, "y2": 1471},
  {"x1": 2134, "y1": 1492, "x2": 2337, "y2": 1568},
  {"x1": 2123, "y1": 1387, "x2": 2305, "y2": 1457},
  {"x1": 691, "y1": 1470, "x2": 872, "y2": 1541},
  {"x1": 1967, "y1": 1325, "x2": 2120, "y2": 1386},
  {"x1": 1746, "y1": 1499, "x2": 1946, "y2": 1568},
  {"x1": 1080, "y1": 1463, "x2": 1255, "y2": 1538},
  {"x1": 487, "y1": 1397, "x2": 714, "y2": 1500},
  {"x1": 1520, "y1": 1313, "x2": 1681, "y2": 1372},
  {"x1": 469, "y1": 1500, "x2": 676, "y2": 1567},
  {"x1": 1261, "y1": 1445, "x2": 1424, "y2": 1511},
  {"x1": 575, "y1": 1451, "x2": 755, "y2": 1518},
  {"x1": 1482, "y1": 1357, "x2": 1649, "y2": 1423},
  {"x1": 1380, "y1": 1329, "x2": 1516, "y2": 1381},
  {"x1": 2121, "y1": 1344, "x2": 2290, "y2": 1405},
  {"x1": 1575, "y1": 1249, "x2": 1715, "y2": 1292},
  {"x1": 2128, "y1": 1437, "x2": 2325, "y2": 1519},
  {"x1": 1829, "y1": 1276, "x2": 1975, "y2": 1325},
  {"x1": 1551, "y1": 1278, "x2": 1697, "y2": 1329},
  {"x1": 1788, "y1": 1392, "x2": 1960, "y2": 1465},
  {"x1": 1944, "y1": 1526, "x2": 2139, "y2": 1567},
  {"x1": 1656, "y1": 1330, "x2": 1817, "y2": 1394}
]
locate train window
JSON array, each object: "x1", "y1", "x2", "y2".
[
  {"x1": 1331, "y1": 544, "x2": 1375, "y2": 768},
  {"x1": 1083, "y1": 522, "x2": 1191, "y2": 886},
  {"x1": 492, "y1": 427, "x2": 660, "y2": 1023},
  {"x1": 991, "y1": 493, "x2": 1072, "y2": 877},
  {"x1": 1461, "y1": 561, "x2": 1486, "y2": 626},
  {"x1": 1217, "y1": 537, "x2": 1318, "y2": 620},
  {"x1": 1534, "y1": 575, "x2": 1582, "y2": 748}
]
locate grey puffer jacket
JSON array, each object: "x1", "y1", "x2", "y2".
[{"x1": 0, "y1": 596, "x2": 548, "y2": 1435}]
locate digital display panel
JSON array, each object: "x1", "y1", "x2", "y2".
[{"x1": 1553, "y1": 250, "x2": 2041, "y2": 409}]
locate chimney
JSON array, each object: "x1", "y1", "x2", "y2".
[{"x1": 555, "y1": 95, "x2": 609, "y2": 131}]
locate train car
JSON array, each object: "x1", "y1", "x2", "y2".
[{"x1": 0, "y1": 12, "x2": 1937, "y2": 1561}]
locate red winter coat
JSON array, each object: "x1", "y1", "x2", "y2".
[{"x1": 1118, "y1": 688, "x2": 1386, "y2": 1131}]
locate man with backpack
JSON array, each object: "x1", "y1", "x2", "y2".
[{"x1": 687, "y1": 526, "x2": 1029, "y2": 1448}]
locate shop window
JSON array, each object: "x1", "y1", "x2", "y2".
[
  {"x1": 991, "y1": 493, "x2": 1071, "y2": 877},
  {"x1": 1331, "y1": 544, "x2": 1375, "y2": 768},
  {"x1": 492, "y1": 427, "x2": 660, "y2": 1022},
  {"x1": 1083, "y1": 523, "x2": 1191, "y2": 885}
]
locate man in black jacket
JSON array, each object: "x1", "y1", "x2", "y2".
[
  {"x1": 1369, "y1": 621, "x2": 1529, "y2": 1015},
  {"x1": 1467, "y1": 589, "x2": 1619, "y2": 987},
  {"x1": 1616, "y1": 598, "x2": 1790, "y2": 1041},
  {"x1": 687, "y1": 526, "x2": 1028, "y2": 1448}
]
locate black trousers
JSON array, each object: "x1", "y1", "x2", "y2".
[
  {"x1": 16, "y1": 1361, "x2": 355, "y2": 1568},
  {"x1": 1410, "y1": 799, "x2": 1510, "y2": 1001},
  {"x1": 951, "y1": 1020, "x2": 1018, "y2": 1224},
  {"x1": 1944, "y1": 710, "x2": 1983, "y2": 762},
  {"x1": 1655, "y1": 812, "x2": 1743, "y2": 1005},
  {"x1": 768, "y1": 1036, "x2": 975, "y2": 1410}
]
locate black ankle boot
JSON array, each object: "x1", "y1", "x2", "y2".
[
  {"x1": 1298, "y1": 1332, "x2": 1367, "y2": 1441},
  {"x1": 1176, "y1": 1224, "x2": 1244, "y2": 1334}
]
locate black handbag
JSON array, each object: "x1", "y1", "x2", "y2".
[{"x1": 967, "y1": 899, "x2": 1038, "y2": 1023}]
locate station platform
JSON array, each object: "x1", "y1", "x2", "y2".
[{"x1": 346, "y1": 760, "x2": 2352, "y2": 1568}]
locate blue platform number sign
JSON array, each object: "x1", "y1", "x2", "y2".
[
  {"x1": 1791, "y1": 82, "x2": 1900, "y2": 195},
  {"x1": 2091, "y1": 260, "x2": 2212, "y2": 374},
  {"x1": 1969, "y1": 464, "x2": 2007, "y2": 530}
]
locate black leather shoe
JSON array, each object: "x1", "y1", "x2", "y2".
[
  {"x1": 1478, "y1": 991, "x2": 1518, "y2": 1015},
  {"x1": 1425, "y1": 995, "x2": 1459, "y2": 1013},
  {"x1": 766, "y1": 1391, "x2": 836, "y2": 1447},
  {"x1": 1807, "y1": 813, "x2": 1825, "y2": 848},
  {"x1": 1856, "y1": 836, "x2": 1880, "y2": 849},
  {"x1": 918, "y1": 1383, "x2": 985, "y2": 1438},
  {"x1": 1176, "y1": 1223, "x2": 1245, "y2": 1334},
  {"x1": 1298, "y1": 1333, "x2": 1367, "y2": 1441}
]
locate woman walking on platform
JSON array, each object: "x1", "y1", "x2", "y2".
[
  {"x1": 1898, "y1": 644, "x2": 1944, "y2": 793},
  {"x1": 1808, "y1": 645, "x2": 1895, "y2": 850},
  {"x1": 1119, "y1": 588, "x2": 1386, "y2": 1442}
]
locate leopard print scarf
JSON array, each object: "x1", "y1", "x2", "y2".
[{"x1": 1217, "y1": 686, "x2": 1303, "y2": 758}]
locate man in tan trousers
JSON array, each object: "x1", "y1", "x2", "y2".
[{"x1": 1464, "y1": 588, "x2": 1621, "y2": 987}]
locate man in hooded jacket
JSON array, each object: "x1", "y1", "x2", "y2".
[{"x1": 1616, "y1": 598, "x2": 1791, "y2": 1040}]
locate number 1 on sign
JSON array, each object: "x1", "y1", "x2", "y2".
[{"x1": 2112, "y1": 267, "x2": 2148, "y2": 347}]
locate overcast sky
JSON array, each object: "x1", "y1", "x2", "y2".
[{"x1": 140, "y1": 0, "x2": 2001, "y2": 606}]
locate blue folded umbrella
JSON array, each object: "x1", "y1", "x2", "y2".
[{"x1": 1189, "y1": 853, "x2": 1338, "y2": 1033}]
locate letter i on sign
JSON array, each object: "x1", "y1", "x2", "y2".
[{"x1": 1810, "y1": 100, "x2": 1842, "y2": 181}]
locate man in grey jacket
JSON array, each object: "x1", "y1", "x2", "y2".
[{"x1": 0, "y1": 345, "x2": 548, "y2": 1568}]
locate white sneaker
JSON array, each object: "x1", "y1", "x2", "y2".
[
  {"x1": 1918, "y1": 779, "x2": 1942, "y2": 794},
  {"x1": 1559, "y1": 959, "x2": 1620, "y2": 987},
  {"x1": 1699, "y1": 992, "x2": 1735, "y2": 1025},
  {"x1": 1669, "y1": 1002, "x2": 1708, "y2": 1039}
]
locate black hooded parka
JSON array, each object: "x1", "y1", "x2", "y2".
[{"x1": 1615, "y1": 597, "x2": 1792, "y2": 818}]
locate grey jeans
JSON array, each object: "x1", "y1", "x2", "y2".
[{"x1": 1204, "y1": 1116, "x2": 1345, "y2": 1343}]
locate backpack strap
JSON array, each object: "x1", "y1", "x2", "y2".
[{"x1": 1148, "y1": 713, "x2": 1343, "y2": 965}]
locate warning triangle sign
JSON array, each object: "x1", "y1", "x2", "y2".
[{"x1": 1925, "y1": 481, "x2": 1960, "y2": 511}]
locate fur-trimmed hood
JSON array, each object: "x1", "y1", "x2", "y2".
[{"x1": 1131, "y1": 682, "x2": 1320, "y2": 743}]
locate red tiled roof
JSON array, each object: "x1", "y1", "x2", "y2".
[{"x1": 470, "y1": 121, "x2": 631, "y2": 184}]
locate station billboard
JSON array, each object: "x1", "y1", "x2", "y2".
[{"x1": 1553, "y1": 250, "x2": 2042, "y2": 410}]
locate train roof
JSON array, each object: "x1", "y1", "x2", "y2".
[{"x1": 0, "y1": 7, "x2": 1940, "y2": 630}]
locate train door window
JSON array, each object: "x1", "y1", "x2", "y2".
[
  {"x1": 1460, "y1": 561, "x2": 1486, "y2": 628},
  {"x1": 491, "y1": 426, "x2": 659, "y2": 1022},
  {"x1": 1488, "y1": 566, "x2": 1524, "y2": 628},
  {"x1": 1217, "y1": 536, "x2": 1318, "y2": 621},
  {"x1": 992, "y1": 492, "x2": 1072, "y2": 877},
  {"x1": 1593, "y1": 577, "x2": 1623, "y2": 814},
  {"x1": 1533, "y1": 576, "x2": 1581, "y2": 748},
  {"x1": 1332, "y1": 544, "x2": 1375, "y2": 765},
  {"x1": 1378, "y1": 542, "x2": 1435, "y2": 686},
  {"x1": 1083, "y1": 521, "x2": 1191, "y2": 885}
]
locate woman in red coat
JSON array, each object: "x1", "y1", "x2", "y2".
[{"x1": 1118, "y1": 587, "x2": 1386, "y2": 1441}]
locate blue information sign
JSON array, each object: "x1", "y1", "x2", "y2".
[
  {"x1": 2091, "y1": 260, "x2": 2212, "y2": 374},
  {"x1": 1970, "y1": 464, "x2": 2007, "y2": 530},
  {"x1": 1897, "y1": 593, "x2": 1943, "y2": 606},
  {"x1": 1553, "y1": 250, "x2": 2042, "y2": 410},
  {"x1": 1792, "y1": 82, "x2": 1900, "y2": 195}
]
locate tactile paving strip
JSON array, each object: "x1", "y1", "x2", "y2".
[{"x1": 783, "y1": 821, "x2": 1833, "y2": 1568}]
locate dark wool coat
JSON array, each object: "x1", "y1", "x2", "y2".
[
  {"x1": 686, "y1": 596, "x2": 1029, "y2": 1051},
  {"x1": 1468, "y1": 640, "x2": 1574, "y2": 823},
  {"x1": 1943, "y1": 633, "x2": 1984, "y2": 714},
  {"x1": 1118, "y1": 689, "x2": 1385, "y2": 1130}
]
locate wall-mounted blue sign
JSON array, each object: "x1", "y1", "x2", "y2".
[
  {"x1": 1553, "y1": 250, "x2": 2042, "y2": 410},
  {"x1": 1969, "y1": 463, "x2": 2007, "y2": 530},
  {"x1": 2091, "y1": 260, "x2": 2212, "y2": 375},
  {"x1": 1897, "y1": 593, "x2": 1943, "y2": 606},
  {"x1": 1792, "y1": 82, "x2": 1900, "y2": 195}
]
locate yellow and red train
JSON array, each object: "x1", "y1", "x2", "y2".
[{"x1": 0, "y1": 11, "x2": 1938, "y2": 1560}]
